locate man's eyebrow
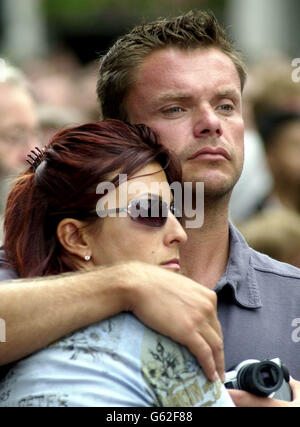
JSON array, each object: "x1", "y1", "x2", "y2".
[
  {"x1": 214, "y1": 88, "x2": 241, "y2": 99},
  {"x1": 151, "y1": 89, "x2": 241, "y2": 109},
  {"x1": 152, "y1": 92, "x2": 193, "y2": 105}
]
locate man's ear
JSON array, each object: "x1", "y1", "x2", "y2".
[{"x1": 56, "y1": 218, "x2": 90, "y2": 259}]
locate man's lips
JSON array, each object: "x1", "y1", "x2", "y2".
[{"x1": 188, "y1": 146, "x2": 231, "y2": 161}]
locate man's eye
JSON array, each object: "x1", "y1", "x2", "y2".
[
  {"x1": 162, "y1": 106, "x2": 183, "y2": 114},
  {"x1": 218, "y1": 104, "x2": 234, "y2": 112}
]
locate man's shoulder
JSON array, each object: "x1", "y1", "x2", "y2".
[
  {"x1": 249, "y1": 247, "x2": 300, "y2": 280},
  {"x1": 229, "y1": 222, "x2": 300, "y2": 287}
]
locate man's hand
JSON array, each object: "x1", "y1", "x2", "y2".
[
  {"x1": 229, "y1": 377, "x2": 300, "y2": 407},
  {"x1": 123, "y1": 262, "x2": 224, "y2": 383}
]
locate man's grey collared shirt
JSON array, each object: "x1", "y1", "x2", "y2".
[{"x1": 216, "y1": 223, "x2": 300, "y2": 377}]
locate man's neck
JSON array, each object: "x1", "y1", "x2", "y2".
[{"x1": 180, "y1": 199, "x2": 230, "y2": 289}]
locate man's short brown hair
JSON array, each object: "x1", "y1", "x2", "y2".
[{"x1": 97, "y1": 10, "x2": 247, "y2": 121}]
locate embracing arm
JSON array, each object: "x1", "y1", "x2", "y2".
[
  {"x1": 0, "y1": 262, "x2": 224, "y2": 382},
  {"x1": 0, "y1": 266, "x2": 128, "y2": 367}
]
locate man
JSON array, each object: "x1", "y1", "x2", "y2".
[
  {"x1": 0, "y1": 11, "x2": 299, "y2": 406},
  {"x1": 96, "y1": 11, "x2": 300, "y2": 406}
]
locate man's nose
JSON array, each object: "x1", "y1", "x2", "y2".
[{"x1": 193, "y1": 104, "x2": 223, "y2": 138}]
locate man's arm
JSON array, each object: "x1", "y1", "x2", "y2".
[{"x1": 0, "y1": 262, "x2": 224, "y2": 382}]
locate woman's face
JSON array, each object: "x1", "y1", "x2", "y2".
[{"x1": 85, "y1": 162, "x2": 187, "y2": 272}]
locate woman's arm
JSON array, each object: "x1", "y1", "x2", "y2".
[{"x1": 0, "y1": 262, "x2": 224, "y2": 382}]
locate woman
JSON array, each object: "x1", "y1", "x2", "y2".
[{"x1": 0, "y1": 120, "x2": 233, "y2": 407}]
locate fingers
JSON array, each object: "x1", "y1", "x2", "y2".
[
  {"x1": 190, "y1": 289, "x2": 225, "y2": 382},
  {"x1": 227, "y1": 376, "x2": 300, "y2": 407},
  {"x1": 185, "y1": 328, "x2": 225, "y2": 382},
  {"x1": 289, "y1": 377, "x2": 300, "y2": 402},
  {"x1": 207, "y1": 325, "x2": 225, "y2": 382},
  {"x1": 228, "y1": 390, "x2": 289, "y2": 407},
  {"x1": 170, "y1": 289, "x2": 225, "y2": 382}
]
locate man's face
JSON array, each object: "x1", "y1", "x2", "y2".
[
  {"x1": 0, "y1": 84, "x2": 40, "y2": 175},
  {"x1": 125, "y1": 47, "x2": 244, "y2": 199}
]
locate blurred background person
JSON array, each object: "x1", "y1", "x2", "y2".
[
  {"x1": 254, "y1": 109, "x2": 300, "y2": 214},
  {"x1": 0, "y1": 58, "x2": 41, "y2": 243},
  {"x1": 252, "y1": 59, "x2": 300, "y2": 215},
  {"x1": 239, "y1": 209, "x2": 300, "y2": 268},
  {"x1": 229, "y1": 66, "x2": 273, "y2": 223},
  {"x1": 237, "y1": 108, "x2": 300, "y2": 264},
  {"x1": 0, "y1": 59, "x2": 39, "y2": 175},
  {"x1": 231, "y1": 56, "x2": 300, "y2": 222},
  {"x1": 235, "y1": 60, "x2": 300, "y2": 264},
  {"x1": 0, "y1": 56, "x2": 91, "y2": 243},
  {"x1": 24, "y1": 52, "x2": 97, "y2": 141},
  {"x1": 236, "y1": 59, "x2": 300, "y2": 217},
  {"x1": 37, "y1": 103, "x2": 87, "y2": 146}
]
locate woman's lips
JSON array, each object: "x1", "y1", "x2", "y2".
[{"x1": 161, "y1": 259, "x2": 181, "y2": 271}]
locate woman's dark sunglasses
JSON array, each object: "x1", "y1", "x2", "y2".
[{"x1": 96, "y1": 197, "x2": 182, "y2": 228}]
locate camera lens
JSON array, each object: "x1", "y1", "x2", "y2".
[{"x1": 238, "y1": 361, "x2": 283, "y2": 397}]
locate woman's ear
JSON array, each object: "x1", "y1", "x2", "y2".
[{"x1": 56, "y1": 218, "x2": 91, "y2": 260}]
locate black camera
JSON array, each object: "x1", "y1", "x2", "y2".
[{"x1": 224, "y1": 358, "x2": 292, "y2": 401}]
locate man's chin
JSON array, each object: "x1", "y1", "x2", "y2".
[
  {"x1": 203, "y1": 185, "x2": 233, "y2": 202},
  {"x1": 186, "y1": 178, "x2": 237, "y2": 205}
]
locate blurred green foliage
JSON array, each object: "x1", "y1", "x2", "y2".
[{"x1": 43, "y1": 0, "x2": 227, "y2": 27}]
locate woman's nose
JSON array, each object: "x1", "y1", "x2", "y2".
[{"x1": 164, "y1": 212, "x2": 187, "y2": 247}]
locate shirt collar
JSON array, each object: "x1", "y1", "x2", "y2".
[{"x1": 214, "y1": 222, "x2": 262, "y2": 309}]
